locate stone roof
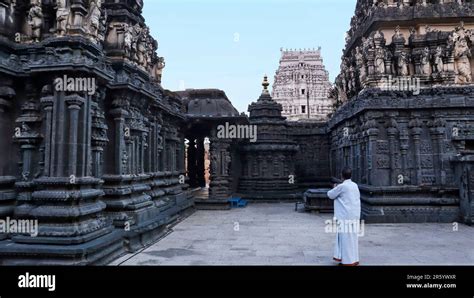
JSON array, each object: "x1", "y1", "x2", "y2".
[{"x1": 176, "y1": 89, "x2": 240, "y2": 118}]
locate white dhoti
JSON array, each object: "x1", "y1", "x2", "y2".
[
  {"x1": 333, "y1": 220, "x2": 359, "y2": 265},
  {"x1": 327, "y1": 179, "x2": 361, "y2": 265}
]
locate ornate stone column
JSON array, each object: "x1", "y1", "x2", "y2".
[
  {"x1": 386, "y1": 118, "x2": 399, "y2": 186},
  {"x1": 65, "y1": 95, "x2": 85, "y2": 176},
  {"x1": 187, "y1": 138, "x2": 197, "y2": 187},
  {"x1": 430, "y1": 118, "x2": 447, "y2": 186},
  {"x1": 3, "y1": 86, "x2": 123, "y2": 265},
  {"x1": 110, "y1": 102, "x2": 129, "y2": 175},
  {"x1": 409, "y1": 117, "x2": 423, "y2": 185},
  {"x1": 366, "y1": 118, "x2": 380, "y2": 185},
  {"x1": 209, "y1": 137, "x2": 232, "y2": 201},
  {"x1": 13, "y1": 86, "x2": 42, "y2": 238},
  {"x1": 68, "y1": 0, "x2": 88, "y2": 35},
  {"x1": 452, "y1": 155, "x2": 474, "y2": 225},
  {"x1": 91, "y1": 92, "x2": 108, "y2": 178},
  {"x1": 196, "y1": 136, "x2": 206, "y2": 187},
  {"x1": 399, "y1": 128, "x2": 410, "y2": 184},
  {"x1": 0, "y1": 82, "x2": 16, "y2": 241}
]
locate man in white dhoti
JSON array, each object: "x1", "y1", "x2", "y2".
[{"x1": 327, "y1": 167, "x2": 361, "y2": 266}]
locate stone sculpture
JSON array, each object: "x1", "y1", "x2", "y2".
[
  {"x1": 55, "y1": 0, "x2": 69, "y2": 36},
  {"x1": 27, "y1": 0, "x2": 43, "y2": 42}
]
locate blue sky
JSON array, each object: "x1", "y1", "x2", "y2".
[{"x1": 143, "y1": 0, "x2": 357, "y2": 113}]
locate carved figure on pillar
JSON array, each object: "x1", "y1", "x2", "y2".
[
  {"x1": 375, "y1": 47, "x2": 385, "y2": 74},
  {"x1": 55, "y1": 0, "x2": 69, "y2": 36},
  {"x1": 454, "y1": 38, "x2": 472, "y2": 83},
  {"x1": 420, "y1": 47, "x2": 431, "y2": 75},
  {"x1": 27, "y1": 0, "x2": 43, "y2": 42},
  {"x1": 97, "y1": 9, "x2": 107, "y2": 43},
  {"x1": 136, "y1": 26, "x2": 149, "y2": 67},
  {"x1": 433, "y1": 46, "x2": 444, "y2": 74},
  {"x1": 355, "y1": 46, "x2": 366, "y2": 85},
  {"x1": 123, "y1": 23, "x2": 133, "y2": 58},
  {"x1": 397, "y1": 51, "x2": 409, "y2": 76},
  {"x1": 85, "y1": 0, "x2": 102, "y2": 42}
]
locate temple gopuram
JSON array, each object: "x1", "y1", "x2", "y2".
[
  {"x1": 0, "y1": 0, "x2": 472, "y2": 265},
  {"x1": 272, "y1": 48, "x2": 333, "y2": 122}
]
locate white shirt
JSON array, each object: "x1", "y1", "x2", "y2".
[{"x1": 327, "y1": 179, "x2": 361, "y2": 220}]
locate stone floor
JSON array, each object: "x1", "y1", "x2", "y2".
[{"x1": 112, "y1": 203, "x2": 474, "y2": 266}]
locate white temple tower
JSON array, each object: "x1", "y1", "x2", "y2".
[{"x1": 272, "y1": 47, "x2": 333, "y2": 122}]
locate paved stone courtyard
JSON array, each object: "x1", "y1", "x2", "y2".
[{"x1": 112, "y1": 203, "x2": 474, "y2": 266}]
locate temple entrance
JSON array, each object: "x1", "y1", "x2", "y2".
[
  {"x1": 186, "y1": 137, "x2": 207, "y2": 189},
  {"x1": 185, "y1": 137, "x2": 212, "y2": 201},
  {"x1": 177, "y1": 89, "x2": 248, "y2": 209}
]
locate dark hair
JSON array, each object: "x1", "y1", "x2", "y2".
[{"x1": 342, "y1": 167, "x2": 352, "y2": 180}]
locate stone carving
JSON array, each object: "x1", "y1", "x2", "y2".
[
  {"x1": 323, "y1": 0, "x2": 474, "y2": 224},
  {"x1": 136, "y1": 26, "x2": 148, "y2": 67},
  {"x1": 85, "y1": 0, "x2": 102, "y2": 42},
  {"x1": 55, "y1": 0, "x2": 69, "y2": 36},
  {"x1": 376, "y1": 155, "x2": 390, "y2": 169},
  {"x1": 432, "y1": 46, "x2": 444, "y2": 74},
  {"x1": 376, "y1": 141, "x2": 389, "y2": 154},
  {"x1": 452, "y1": 23, "x2": 472, "y2": 84},
  {"x1": 375, "y1": 47, "x2": 385, "y2": 74},
  {"x1": 27, "y1": 0, "x2": 43, "y2": 42},
  {"x1": 420, "y1": 47, "x2": 431, "y2": 75},
  {"x1": 0, "y1": 0, "x2": 192, "y2": 265},
  {"x1": 56, "y1": 0, "x2": 70, "y2": 36},
  {"x1": 98, "y1": 9, "x2": 107, "y2": 42},
  {"x1": 153, "y1": 56, "x2": 165, "y2": 83},
  {"x1": 397, "y1": 51, "x2": 409, "y2": 76},
  {"x1": 123, "y1": 23, "x2": 134, "y2": 57}
]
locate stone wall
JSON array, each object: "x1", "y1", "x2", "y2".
[
  {"x1": 287, "y1": 122, "x2": 331, "y2": 189},
  {"x1": 328, "y1": 0, "x2": 474, "y2": 223},
  {"x1": 0, "y1": 0, "x2": 193, "y2": 265}
]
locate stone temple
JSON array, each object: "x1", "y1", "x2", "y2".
[
  {"x1": 272, "y1": 48, "x2": 333, "y2": 122},
  {"x1": 0, "y1": 0, "x2": 473, "y2": 265}
]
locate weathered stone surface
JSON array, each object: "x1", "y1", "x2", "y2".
[
  {"x1": 327, "y1": 0, "x2": 474, "y2": 223},
  {"x1": 0, "y1": 0, "x2": 193, "y2": 265},
  {"x1": 1, "y1": 0, "x2": 474, "y2": 265}
]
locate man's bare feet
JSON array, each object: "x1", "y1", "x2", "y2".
[{"x1": 338, "y1": 262, "x2": 360, "y2": 266}]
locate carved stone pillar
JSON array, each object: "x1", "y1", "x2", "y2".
[
  {"x1": 387, "y1": 119, "x2": 399, "y2": 186},
  {"x1": 452, "y1": 155, "x2": 474, "y2": 225},
  {"x1": 2, "y1": 87, "x2": 123, "y2": 265},
  {"x1": 399, "y1": 128, "x2": 410, "y2": 184},
  {"x1": 65, "y1": 95, "x2": 85, "y2": 176},
  {"x1": 0, "y1": 0, "x2": 16, "y2": 38},
  {"x1": 430, "y1": 119, "x2": 447, "y2": 186},
  {"x1": 366, "y1": 119, "x2": 380, "y2": 185},
  {"x1": 196, "y1": 137, "x2": 206, "y2": 187},
  {"x1": 91, "y1": 94, "x2": 108, "y2": 178},
  {"x1": 0, "y1": 82, "x2": 16, "y2": 241},
  {"x1": 409, "y1": 118, "x2": 423, "y2": 185},
  {"x1": 209, "y1": 137, "x2": 232, "y2": 201},
  {"x1": 110, "y1": 105, "x2": 128, "y2": 175},
  {"x1": 13, "y1": 86, "x2": 42, "y2": 236},
  {"x1": 187, "y1": 138, "x2": 197, "y2": 187},
  {"x1": 68, "y1": 0, "x2": 88, "y2": 35}
]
